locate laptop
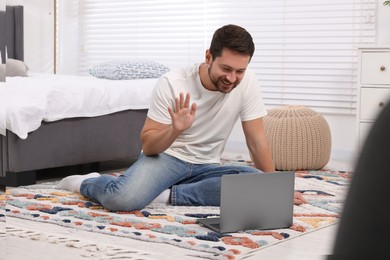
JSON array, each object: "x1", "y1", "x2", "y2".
[{"x1": 198, "y1": 171, "x2": 295, "y2": 233}]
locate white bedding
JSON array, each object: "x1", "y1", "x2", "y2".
[{"x1": 4, "y1": 73, "x2": 158, "y2": 139}]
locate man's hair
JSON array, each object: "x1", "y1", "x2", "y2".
[{"x1": 209, "y1": 24, "x2": 255, "y2": 60}]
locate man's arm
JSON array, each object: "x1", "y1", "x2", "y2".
[
  {"x1": 242, "y1": 117, "x2": 275, "y2": 172},
  {"x1": 141, "y1": 118, "x2": 180, "y2": 156},
  {"x1": 242, "y1": 118, "x2": 307, "y2": 205},
  {"x1": 141, "y1": 92, "x2": 196, "y2": 156}
]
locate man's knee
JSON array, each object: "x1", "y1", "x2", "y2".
[{"x1": 99, "y1": 193, "x2": 149, "y2": 211}]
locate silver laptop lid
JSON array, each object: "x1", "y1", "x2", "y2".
[{"x1": 219, "y1": 172, "x2": 295, "y2": 233}]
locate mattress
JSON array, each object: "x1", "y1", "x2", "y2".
[{"x1": 4, "y1": 74, "x2": 158, "y2": 139}]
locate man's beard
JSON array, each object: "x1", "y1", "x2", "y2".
[{"x1": 208, "y1": 65, "x2": 240, "y2": 93}]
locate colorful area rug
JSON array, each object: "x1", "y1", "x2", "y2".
[
  {"x1": 0, "y1": 193, "x2": 5, "y2": 238},
  {"x1": 5, "y1": 162, "x2": 351, "y2": 260}
]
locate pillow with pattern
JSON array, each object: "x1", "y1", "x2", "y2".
[{"x1": 89, "y1": 60, "x2": 170, "y2": 80}]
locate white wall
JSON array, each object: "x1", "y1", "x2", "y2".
[
  {"x1": 377, "y1": 0, "x2": 390, "y2": 45},
  {"x1": 7, "y1": 0, "x2": 78, "y2": 74},
  {"x1": 7, "y1": 0, "x2": 54, "y2": 73},
  {"x1": 56, "y1": 0, "x2": 79, "y2": 75},
  {"x1": 15, "y1": 0, "x2": 390, "y2": 162}
]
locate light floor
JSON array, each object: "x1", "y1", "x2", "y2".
[
  {"x1": 1, "y1": 156, "x2": 353, "y2": 260},
  {"x1": 4, "y1": 218, "x2": 338, "y2": 260}
]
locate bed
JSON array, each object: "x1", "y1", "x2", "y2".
[
  {"x1": 0, "y1": 6, "x2": 165, "y2": 186},
  {"x1": 1, "y1": 73, "x2": 160, "y2": 187}
]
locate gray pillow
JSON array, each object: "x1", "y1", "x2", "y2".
[
  {"x1": 89, "y1": 60, "x2": 170, "y2": 80},
  {"x1": 0, "y1": 64, "x2": 5, "y2": 82},
  {"x1": 6, "y1": 58, "x2": 28, "y2": 77}
]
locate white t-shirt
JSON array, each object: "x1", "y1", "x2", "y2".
[{"x1": 147, "y1": 64, "x2": 267, "y2": 164}]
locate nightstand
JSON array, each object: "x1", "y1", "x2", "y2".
[{"x1": 357, "y1": 47, "x2": 390, "y2": 151}]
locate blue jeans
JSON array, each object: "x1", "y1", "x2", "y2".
[{"x1": 80, "y1": 153, "x2": 261, "y2": 211}]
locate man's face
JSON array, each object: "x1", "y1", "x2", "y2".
[{"x1": 206, "y1": 48, "x2": 251, "y2": 94}]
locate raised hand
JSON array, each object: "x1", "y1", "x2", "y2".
[{"x1": 168, "y1": 92, "x2": 197, "y2": 133}]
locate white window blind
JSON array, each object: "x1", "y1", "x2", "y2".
[
  {"x1": 78, "y1": 0, "x2": 210, "y2": 72},
  {"x1": 75, "y1": 0, "x2": 376, "y2": 115}
]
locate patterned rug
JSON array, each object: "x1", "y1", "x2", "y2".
[
  {"x1": 5, "y1": 161, "x2": 351, "y2": 260},
  {"x1": 0, "y1": 193, "x2": 5, "y2": 239}
]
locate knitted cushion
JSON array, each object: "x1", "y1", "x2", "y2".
[{"x1": 263, "y1": 105, "x2": 331, "y2": 171}]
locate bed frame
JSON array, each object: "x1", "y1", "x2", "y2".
[
  {"x1": 1, "y1": 6, "x2": 24, "y2": 62},
  {"x1": 0, "y1": 109, "x2": 148, "y2": 186}
]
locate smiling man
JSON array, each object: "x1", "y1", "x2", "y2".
[{"x1": 58, "y1": 24, "x2": 306, "y2": 211}]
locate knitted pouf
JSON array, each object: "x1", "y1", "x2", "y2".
[{"x1": 263, "y1": 105, "x2": 331, "y2": 171}]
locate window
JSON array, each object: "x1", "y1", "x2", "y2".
[{"x1": 70, "y1": 0, "x2": 376, "y2": 115}]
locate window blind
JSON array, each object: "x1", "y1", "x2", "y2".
[
  {"x1": 78, "y1": 0, "x2": 209, "y2": 71},
  {"x1": 75, "y1": 0, "x2": 376, "y2": 115}
]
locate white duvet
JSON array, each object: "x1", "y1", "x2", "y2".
[{"x1": 3, "y1": 73, "x2": 158, "y2": 139}]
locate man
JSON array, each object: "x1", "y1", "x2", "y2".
[{"x1": 59, "y1": 24, "x2": 307, "y2": 211}]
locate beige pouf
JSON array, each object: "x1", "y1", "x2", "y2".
[{"x1": 263, "y1": 105, "x2": 331, "y2": 171}]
